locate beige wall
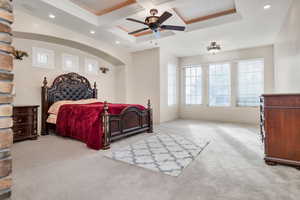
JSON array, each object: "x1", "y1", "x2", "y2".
[
  {"x1": 13, "y1": 9, "x2": 130, "y2": 102},
  {"x1": 274, "y1": 0, "x2": 300, "y2": 93},
  {"x1": 13, "y1": 9, "x2": 132, "y2": 67},
  {"x1": 13, "y1": 38, "x2": 122, "y2": 133},
  {"x1": 128, "y1": 47, "x2": 180, "y2": 124},
  {"x1": 128, "y1": 48, "x2": 160, "y2": 123},
  {"x1": 179, "y1": 45, "x2": 274, "y2": 124},
  {"x1": 160, "y1": 48, "x2": 180, "y2": 123}
]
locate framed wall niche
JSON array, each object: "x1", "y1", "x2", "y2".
[
  {"x1": 85, "y1": 58, "x2": 99, "y2": 75},
  {"x1": 32, "y1": 47, "x2": 55, "y2": 69},
  {"x1": 62, "y1": 53, "x2": 79, "y2": 72}
]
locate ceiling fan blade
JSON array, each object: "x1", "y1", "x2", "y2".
[
  {"x1": 128, "y1": 27, "x2": 150, "y2": 35},
  {"x1": 158, "y1": 11, "x2": 172, "y2": 24},
  {"x1": 126, "y1": 18, "x2": 147, "y2": 25},
  {"x1": 160, "y1": 25, "x2": 186, "y2": 31}
]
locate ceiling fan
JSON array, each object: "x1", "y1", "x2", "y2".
[{"x1": 126, "y1": 9, "x2": 186, "y2": 37}]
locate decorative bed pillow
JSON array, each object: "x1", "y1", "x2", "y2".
[
  {"x1": 76, "y1": 99, "x2": 100, "y2": 104},
  {"x1": 46, "y1": 114, "x2": 57, "y2": 124},
  {"x1": 48, "y1": 99, "x2": 100, "y2": 115},
  {"x1": 48, "y1": 100, "x2": 74, "y2": 115}
]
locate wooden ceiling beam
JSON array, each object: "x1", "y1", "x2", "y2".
[
  {"x1": 133, "y1": 30, "x2": 152, "y2": 37},
  {"x1": 116, "y1": 25, "x2": 130, "y2": 33},
  {"x1": 70, "y1": 0, "x2": 98, "y2": 14},
  {"x1": 71, "y1": 0, "x2": 137, "y2": 16},
  {"x1": 95, "y1": 0, "x2": 137, "y2": 16},
  {"x1": 173, "y1": 8, "x2": 237, "y2": 25}
]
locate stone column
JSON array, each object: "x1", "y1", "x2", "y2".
[{"x1": 0, "y1": 0, "x2": 13, "y2": 199}]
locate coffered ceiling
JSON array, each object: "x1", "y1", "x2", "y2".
[
  {"x1": 14, "y1": 0, "x2": 293, "y2": 56},
  {"x1": 174, "y1": 0, "x2": 235, "y2": 23},
  {"x1": 70, "y1": 0, "x2": 140, "y2": 16}
]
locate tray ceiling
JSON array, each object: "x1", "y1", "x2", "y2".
[
  {"x1": 14, "y1": 0, "x2": 293, "y2": 56},
  {"x1": 70, "y1": 0, "x2": 138, "y2": 16},
  {"x1": 174, "y1": 0, "x2": 235, "y2": 20}
]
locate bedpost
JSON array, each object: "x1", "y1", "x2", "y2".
[
  {"x1": 102, "y1": 101, "x2": 111, "y2": 150},
  {"x1": 41, "y1": 77, "x2": 49, "y2": 135},
  {"x1": 93, "y1": 81, "x2": 98, "y2": 98},
  {"x1": 147, "y1": 99, "x2": 153, "y2": 133}
]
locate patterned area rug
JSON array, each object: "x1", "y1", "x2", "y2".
[{"x1": 105, "y1": 134, "x2": 209, "y2": 176}]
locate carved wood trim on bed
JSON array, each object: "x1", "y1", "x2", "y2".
[
  {"x1": 41, "y1": 72, "x2": 153, "y2": 150},
  {"x1": 41, "y1": 72, "x2": 97, "y2": 135}
]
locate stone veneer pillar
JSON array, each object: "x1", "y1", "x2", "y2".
[{"x1": 0, "y1": 0, "x2": 13, "y2": 199}]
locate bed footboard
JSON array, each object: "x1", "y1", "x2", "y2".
[{"x1": 102, "y1": 100, "x2": 153, "y2": 149}]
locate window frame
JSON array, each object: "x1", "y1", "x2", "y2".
[
  {"x1": 32, "y1": 47, "x2": 55, "y2": 69},
  {"x1": 85, "y1": 58, "x2": 99, "y2": 75},
  {"x1": 167, "y1": 63, "x2": 177, "y2": 106},
  {"x1": 236, "y1": 58, "x2": 265, "y2": 107},
  {"x1": 62, "y1": 53, "x2": 80, "y2": 73},
  {"x1": 183, "y1": 65, "x2": 203, "y2": 105},
  {"x1": 208, "y1": 62, "x2": 231, "y2": 107}
]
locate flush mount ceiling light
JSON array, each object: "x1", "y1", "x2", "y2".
[
  {"x1": 207, "y1": 42, "x2": 221, "y2": 54},
  {"x1": 115, "y1": 41, "x2": 120, "y2": 44},
  {"x1": 90, "y1": 30, "x2": 96, "y2": 34},
  {"x1": 264, "y1": 4, "x2": 271, "y2": 10},
  {"x1": 48, "y1": 14, "x2": 56, "y2": 19}
]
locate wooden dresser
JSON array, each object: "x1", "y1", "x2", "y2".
[
  {"x1": 260, "y1": 94, "x2": 300, "y2": 169},
  {"x1": 13, "y1": 105, "x2": 39, "y2": 142}
]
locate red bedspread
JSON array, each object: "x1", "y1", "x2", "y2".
[{"x1": 56, "y1": 102, "x2": 145, "y2": 150}]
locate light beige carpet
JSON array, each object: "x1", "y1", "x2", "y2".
[{"x1": 12, "y1": 120, "x2": 300, "y2": 200}]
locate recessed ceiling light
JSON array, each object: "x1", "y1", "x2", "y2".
[
  {"x1": 264, "y1": 4, "x2": 271, "y2": 10},
  {"x1": 90, "y1": 30, "x2": 96, "y2": 34},
  {"x1": 48, "y1": 14, "x2": 56, "y2": 19},
  {"x1": 115, "y1": 41, "x2": 120, "y2": 44}
]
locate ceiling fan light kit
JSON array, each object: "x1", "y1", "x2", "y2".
[
  {"x1": 126, "y1": 9, "x2": 186, "y2": 37},
  {"x1": 207, "y1": 42, "x2": 221, "y2": 54}
]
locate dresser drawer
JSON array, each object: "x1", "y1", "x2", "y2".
[
  {"x1": 13, "y1": 105, "x2": 39, "y2": 142},
  {"x1": 13, "y1": 115, "x2": 34, "y2": 125},
  {"x1": 264, "y1": 95, "x2": 300, "y2": 107},
  {"x1": 12, "y1": 126, "x2": 32, "y2": 141},
  {"x1": 13, "y1": 107, "x2": 38, "y2": 115}
]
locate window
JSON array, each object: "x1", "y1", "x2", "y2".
[
  {"x1": 168, "y1": 63, "x2": 177, "y2": 106},
  {"x1": 85, "y1": 58, "x2": 99, "y2": 75},
  {"x1": 237, "y1": 59, "x2": 264, "y2": 106},
  {"x1": 62, "y1": 53, "x2": 79, "y2": 72},
  {"x1": 184, "y1": 66, "x2": 202, "y2": 105},
  {"x1": 37, "y1": 53, "x2": 48, "y2": 64},
  {"x1": 32, "y1": 47, "x2": 54, "y2": 69},
  {"x1": 209, "y1": 63, "x2": 231, "y2": 106}
]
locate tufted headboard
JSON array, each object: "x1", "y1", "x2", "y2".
[{"x1": 41, "y1": 72, "x2": 98, "y2": 135}]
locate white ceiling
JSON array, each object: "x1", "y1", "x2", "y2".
[
  {"x1": 70, "y1": 0, "x2": 127, "y2": 13},
  {"x1": 175, "y1": 0, "x2": 235, "y2": 20},
  {"x1": 13, "y1": 0, "x2": 293, "y2": 57}
]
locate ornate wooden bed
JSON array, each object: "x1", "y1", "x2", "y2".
[{"x1": 41, "y1": 72, "x2": 153, "y2": 149}]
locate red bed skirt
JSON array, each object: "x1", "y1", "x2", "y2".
[{"x1": 56, "y1": 102, "x2": 145, "y2": 150}]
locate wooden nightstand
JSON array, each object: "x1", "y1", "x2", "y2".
[{"x1": 13, "y1": 105, "x2": 39, "y2": 142}]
